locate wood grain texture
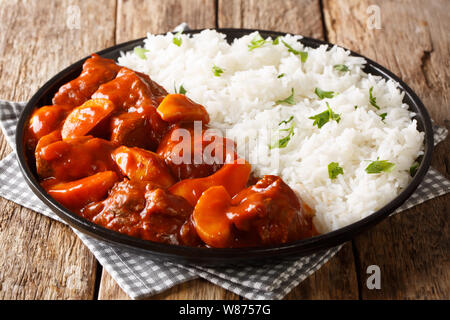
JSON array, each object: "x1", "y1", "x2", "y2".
[
  {"x1": 115, "y1": 0, "x2": 216, "y2": 43},
  {"x1": 218, "y1": 0, "x2": 324, "y2": 39},
  {"x1": 323, "y1": 0, "x2": 449, "y2": 299},
  {"x1": 285, "y1": 243, "x2": 359, "y2": 299},
  {"x1": 0, "y1": 0, "x2": 117, "y2": 299}
]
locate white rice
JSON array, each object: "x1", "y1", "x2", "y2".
[{"x1": 118, "y1": 30, "x2": 424, "y2": 233}]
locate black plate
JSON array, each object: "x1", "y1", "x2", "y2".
[{"x1": 15, "y1": 28, "x2": 434, "y2": 265}]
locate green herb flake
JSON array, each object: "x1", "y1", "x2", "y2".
[
  {"x1": 354, "y1": 105, "x2": 358, "y2": 110},
  {"x1": 134, "y1": 47, "x2": 149, "y2": 60},
  {"x1": 278, "y1": 115, "x2": 294, "y2": 126},
  {"x1": 365, "y1": 159, "x2": 396, "y2": 174},
  {"x1": 174, "y1": 83, "x2": 187, "y2": 95},
  {"x1": 248, "y1": 34, "x2": 267, "y2": 51},
  {"x1": 281, "y1": 40, "x2": 308, "y2": 62},
  {"x1": 277, "y1": 73, "x2": 286, "y2": 79},
  {"x1": 269, "y1": 119, "x2": 295, "y2": 150},
  {"x1": 179, "y1": 84, "x2": 187, "y2": 95},
  {"x1": 314, "y1": 87, "x2": 335, "y2": 100},
  {"x1": 334, "y1": 64, "x2": 349, "y2": 72},
  {"x1": 172, "y1": 31, "x2": 183, "y2": 47},
  {"x1": 299, "y1": 51, "x2": 308, "y2": 63},
  {"x1": 273, "y1": 36, "x2": 281, "y2": 45},
  {"x1": 309, "y1": 102, "x2": 341, "y2": 128},
  {"x1": 369, "y1": 86, "x2": 380, "y2": 109},
  {"x1": 328, "y1": 162, "x2": 344, "y2": 179},
  {"x1": 212, "y1": 65, "x2": 224, "y2": 77},
  {"x1": 379, "y1": 112, "x2": 387, "y2": 121},
  {"x1": 409, "y1": 162, "x2": 419, "y2": 177},
  {"x1": 275, "y1": 88, "x2": 295, "y2": 105}
]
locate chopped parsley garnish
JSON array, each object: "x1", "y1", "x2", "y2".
[
  {"x1": 248, "y1": 34, "x2": 267, "y2": 51},
  {"x1": 314, "y1": 87, "x2": 335, "y2": 100},
  {"x1": 365, "y1": 159, "x2": 395, "y2": 174},
  {"x1": 299, "y1": 51, "x2": 308, "y2": 63},
  {"x1": 269, "y1": 118, "x2": 295, "y2": 150},
  {"x1": 212, "y1": 65, "x2": 224, "y2": 77},
  {"x1": 354, "y1": 105, "x2": 358, "y2": 110},
  {"x1": 334, "y1": 64, "x2": 349, "y2": 72},
  {"x1": 369, "y1": 87, "x2": 380, "y2": 109},
  {"x1": 173, "y1": 31, "x2": 183, "y2": 46},
  {"x1": 134, "y1": 47, "x2": 149, "y2": 60},
  {"x1": 281, "y1": 40, "x2": 308, "y2": 62},
  {"x1": 179, "y1": 85, "x2": 187, "y2": 95},
  {"x1": 328, "y1": 162, "x2": 344, "y2": 179},
  {"x1": 309, "y1": 102, "x2": 341, "y2": 128},
  {"x1": 275, "y1": 88, "x2": 295, "y2": 105},
  {"x1": 379, "y1": 112, "x2": 387, "y2": 121},
  {"x1": 273, "y1": 36, "x2": 281, "y2": 45},
  {"x1": 410, "y1": 162, "x2": 419, "y2": 177},
  {"x1": 278, "y1": 115, "x2": 294, "y2": 126},
  {"x1": 277, "y1": 73, "x2": 286, "y2": 79},
  {"x1": 174, "y1": 83, "x2": 187, "y2": 94}
]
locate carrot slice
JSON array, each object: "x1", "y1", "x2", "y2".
[
  {"x1": 61, "y1": 98, "x2": 115, "y2": 139},
  {"x1": 192, "y1": 186, "x2": 232, "y2": 248},
  {"x1": 169, "y1": 159, "x2": 251, "y2": 207},
  {"x1": 157, "y1": 94, "x2": 210, "y2": 124},
  {"x1": 45, "y1": 171, "x2": 118, "y2": 209}
]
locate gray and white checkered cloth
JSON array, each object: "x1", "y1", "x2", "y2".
[{"x1": 0, "y1": 100, "x2": 449, "y2": 299}]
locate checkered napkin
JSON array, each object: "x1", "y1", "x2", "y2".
[{"x1": 0, "y1": 100, "x2": 449, "y2": 300}]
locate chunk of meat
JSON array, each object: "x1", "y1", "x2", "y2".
[
  {"x1": 36, "y1": 136, "x2": 118, "y2": 181},
  {"x1": 169, "y1": 159, "x2": 251, "y2": 207},
  {"x1": 142, "y1": 188, "x2": 196, "y2": 244},
  {"x1": 157, "y1": 94, "x2": 210, "y2": 124},
  {"x1": 92, "y1": 67, "x2": 167, "y2": 114},
  {"x1": 25, "y1": 105, "x2": 72, "y2": 151},
  {"x1": 45, "y1": 171, "x2": 119, "y2": 209},
  {"x1": 83, "y1": 179, "x2": 198, "y2": 245},
  {"x1": 93, "y1": 68, "x2": 169, "y2": 144},
  {"x1": 136, "y1": 70, "x2": 168, "y2": 102},
  {"x1": 52, "y1": 54, "x2": 121, "y2": 106},
  {"x1": 228, "y1": 175, "x2": 317, "y2": 245},
  {"x1": 81, "y1": 179, "x2": 153, "y2": 220},
  {"x1": 61, "y1": 98, "x2": 115, "y2": 140},
  {"x1": 112, "y1": 146, "x2": 175, "y2": 188},
  {"x1": 157, "y1": 123, "x2": 237, "y2": 180},
  {"x1": 110, "y1": 111, "x2": 166, "y2": 151}
]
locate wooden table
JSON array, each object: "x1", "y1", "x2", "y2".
[{"x1": 0, "y1": 0, "x2": 448, "y2": 300}]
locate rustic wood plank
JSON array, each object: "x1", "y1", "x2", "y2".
[
  {"x1": 0, "y1": 0, "x2": 117, "y2": 299},
  {"x1": 285, "y1": 243, "x2": 358, "y2": 299},
  {"x1": 115, "y1": 0, "x2": 216, "y2": 44},
  {"x1": 323, "y1": 0, "x2": 450, "y2": 299},
  {"x1": 218, "y1": 0, "x2": 360, "y2": 300},
  {"x1": 98, "y1": 0, "x2": 234, "y2": 300},
  {"x1": 218, "y1": 0, "x2": 324, "y2": 39}
]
